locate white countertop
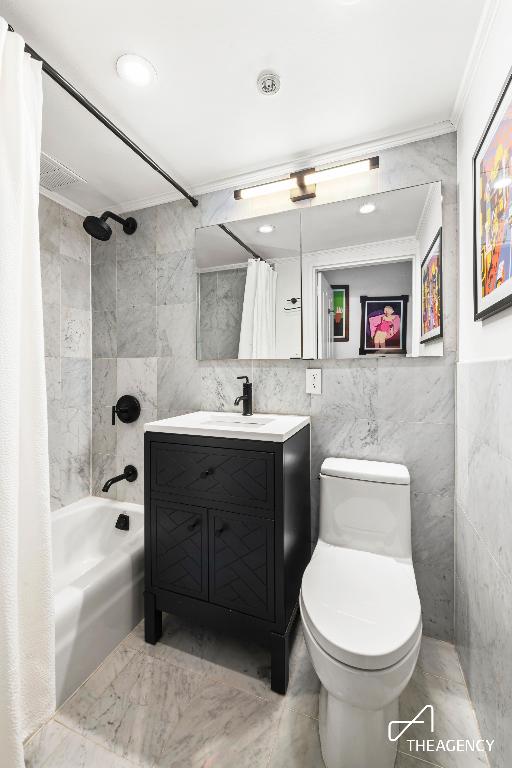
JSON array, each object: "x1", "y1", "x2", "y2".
[{"x1": 144, "y1": 411, "x2": 310, "y2": 443}]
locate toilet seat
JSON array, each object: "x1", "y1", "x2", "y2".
[{"x1": 301, "y1": 540, "x2": 421, "y2": 671}]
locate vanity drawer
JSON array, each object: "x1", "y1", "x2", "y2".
[{"x1": 151, "y1": 443, "x2": 275, "y2": 512}]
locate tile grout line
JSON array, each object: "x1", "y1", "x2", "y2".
[
  {"x1": 396, "y1": 748, "x2": 444, "y2": 768},
  {"x1": 50, "y1": 718, "x2": 142, "y2": 768},
  {"x1": 121, "y1": 639, "x2": 313, "y2": 716},
  {"x1": 450, "y1": 643, "x2": 492, "y2": 768},
  {"x1": 416, "y1": 664, "x2": 464, "y2": 686}
]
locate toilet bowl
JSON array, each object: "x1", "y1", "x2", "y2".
[{"x1": 300, "y1": 458, "x2": 421, "y2": 768}]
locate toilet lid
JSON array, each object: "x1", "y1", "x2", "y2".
[{"x1": 301, "y1": 541, "x2": 422, "y2": 670}]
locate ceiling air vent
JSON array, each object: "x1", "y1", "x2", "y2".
[{"x1": 40, "y1": 152, "x2": 86, "y2": 192}]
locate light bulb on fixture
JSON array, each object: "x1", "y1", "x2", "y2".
[
  {"x1": 304, "y1": 159, "x2": 374, "y2": 186},
  {"x1": 258, "y1": 224, "x2": 275, "y2": 234},
  {"x1": 116, "y1": 54, "x2": 157, "y2": 86},
  {"x1": 359, "y1": 202, "x2": 376, "y2": 214}
]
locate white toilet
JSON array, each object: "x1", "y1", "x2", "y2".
[{"x1": 300, "y1": 458, "x2": 422, "y2": 768}]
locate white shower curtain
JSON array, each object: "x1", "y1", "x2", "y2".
[
  {"x1": 0, "y1": 18, "x2": 55, "y2": 768},
  {"x1": 238, "y1": 258, "x2": 277, "y2": 358}
]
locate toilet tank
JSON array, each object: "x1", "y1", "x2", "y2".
[{"x1": 319, "y1": 458, "x2": 412, "y2": 559}]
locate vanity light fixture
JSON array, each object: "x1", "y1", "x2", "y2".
[
  {"x1": 116, "y1": 54, "x2": 157, "y2": 86},
  {"x1": 258, "y1": 224, "x2": 275, "y2": 234},
  {"x1": 359, "y1": 202, "x2": 376, "y2": 214},
  {"x1": 234, "y1": 157, "x2": 379, "y2": 203}
]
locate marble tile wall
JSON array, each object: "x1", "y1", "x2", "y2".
[
  {"x1": 39, "y1": 195, "x2": 91, "y2": 510},
  {"x1": 456, "y1": 359, "x2": 512, "y2": 767},
  {"x1": 91, "y1": 132, "x2": 457, "y2": 640},
  {"x1": 198, "y1": 267, "x2": 247, "y2": 360}
]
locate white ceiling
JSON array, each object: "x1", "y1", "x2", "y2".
[
  {"x1": 197, "y1": 210, "x2": 301, "y2": 268},
  {"x1": 301, "y1": 183, "x2": 432, "y2": 252},
  {"x1": 1, "y1": 0, "x2": 484, "y2": 212}
]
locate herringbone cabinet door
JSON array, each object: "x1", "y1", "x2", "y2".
[
  {"x1": 151, "y1": 444, "x2": 274, "y2": 512},
  {"x1": 209, "y1": 509, "x2": 274, "y2": 620},
  {"x1": 151, "y1": 501, "x2": 208, "y2": 599}
]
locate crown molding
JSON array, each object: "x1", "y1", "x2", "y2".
[
  {"x1": 450, "y1": 0, "x2": 501, "y2": 128},
  {"x1": 112, "y1": 120, "x2": 455, "y2": 214},
  {"x1": 415, "y1": 182, "x2": 439, "y2": 241},
  {"x1": 39, "y1": 186, "x2": 90, "y2": 216}
]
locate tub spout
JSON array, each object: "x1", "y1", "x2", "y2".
[{"x1": 102, "y1": 465, "x2": 137, "y2": 492}]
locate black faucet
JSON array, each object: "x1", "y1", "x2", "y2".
[
  {"x1": 102, "y1": 464, "x2": 138, "y2": 493},
  {"x1": 234, "y1": 375, "x2": 253, "y2": 416}
]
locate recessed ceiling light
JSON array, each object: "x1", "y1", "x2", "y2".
[
  {"x1": 258, "y1": 224, "x2": 275, "y2": 234},
  {"x1": 359, "y1": 202, "x2": 376, "y2": 214},
  {"x1": 116, "y1": 54, "x2": 157, "y2": 86}
]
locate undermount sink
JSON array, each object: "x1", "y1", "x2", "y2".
[
  {"x1": 145, "y1": 411, "x2": 310, "y2": 442},
  {"x1": 202, "y1": 415, "x2": 274, "y2": 427}
]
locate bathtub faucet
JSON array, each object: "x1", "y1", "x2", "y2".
[{"x1": 102, "y1": 465, "x2": 138, "y2": 493}]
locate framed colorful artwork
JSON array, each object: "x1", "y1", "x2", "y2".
[
  {"x1": 473, "y1": 67, "x2": 512, "y2": 320},
  {"x1": 420, "y1": 227, "x2": 443, "y2": 343},
  {"x1": 359, "y1": 296, "x2": 408, "y2": 355},
  {"x1": 332, "y1": 285, "x2": 349, "y2": 342}
]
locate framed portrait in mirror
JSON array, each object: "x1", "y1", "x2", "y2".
[
  {"x1": 420, "y1": 228, "x2": 443, "y2": 343},
  {"x1": 473, "y1": 67, "x2": 512, "y2": 320},
  {"x1": 359, "y1": 296, "x2": 408, "y2": 355},
  {"x1": 332, "y1": 285, "x2": 349, "y2": 342}
]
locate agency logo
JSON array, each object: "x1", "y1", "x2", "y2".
[
  {"x1": 388, "y1": 705, "x2": 494, "y2": 755},
  {"x1": 388, "y1": 704, "x2": 434, "y2": 742}
]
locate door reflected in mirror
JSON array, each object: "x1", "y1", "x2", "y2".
[
  {"x1": 195, "y1": 210, "x2": 301, "y2": 360},
  {"x1": 302, "y1": 182, "x2": 443, "y2": 359}
]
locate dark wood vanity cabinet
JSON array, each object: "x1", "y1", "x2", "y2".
[{"x1": 143, "y1": 426, "x2": 310, "y2": 693}]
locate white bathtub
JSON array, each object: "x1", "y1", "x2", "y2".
[{"x1": 53, "y1": 496, "x2": 144, "y2": 706}]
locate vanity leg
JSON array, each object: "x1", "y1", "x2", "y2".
[
  {"x1": 270, "y1": 631, "x2": 290, "y2": 694},
  {"x1": 144, "y1": 591, "x2": 162, "y2": 644}
]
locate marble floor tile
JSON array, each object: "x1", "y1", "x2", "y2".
[
  {"x1": 123, "y1": 616, "x2": 317, "y2": 718},
  {"x1": 24, "y1": 719, "x2": 132, "y2": 768},
  {"x1": 268, "y1": 706, "x2": 323, "y2": 768},
  {"x1": 418, "y1": 637, "x2": 464, "y2": 684},
  {"x1": 285, "y1": 624, "x2": 321, "y2": 719},
  {"x1": 395, "y1": 751, "x2": 442, "y2": 767},
  {"x1": 399, "y1": 667, "x2": 488, "y2": 767},
  {"x1": 123, "y1": 615, "x2": 278, "y2": 703},
  {"x1": 29, "y1": 628, "x2": 484, "y2": 768},
  {"x1": 156, "y1": 681, "x2": 282, "y2": 768},
  {"x1": 24, "y1": 720, "x2": 70, "y2": 768},
  {"x1": 56, "y1": 645, "x2": 210, "y2": 767}
]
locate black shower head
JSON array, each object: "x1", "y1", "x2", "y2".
[
  {"x1": 83, "y1": 214, "x2": 112, "y2": 241},
  {"x1": 83, "y1": 211, "x2": 137, "y2": 241}
]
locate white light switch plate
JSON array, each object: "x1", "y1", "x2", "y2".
[{"x1": 306, "y1": 368, "x2": 322, "y2": 395}]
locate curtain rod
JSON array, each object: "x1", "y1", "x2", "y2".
[
  {"x1": 218, "y1": 224, "x2": 266, "y2": 262},
  {"x1": 7, "y1": 23, "x2": 199, "y2": 208}
]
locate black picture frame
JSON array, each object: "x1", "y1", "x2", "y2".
[
  {"x1": 332, "y1": 285, "x2": 350, "y2": 342},
  {"x1": 420, "y1": 227, "x2": 443, "y2": 344},
  {"x1": 359, "y1": 295, "x2": 409, "y2": 356},
  {"x1": 473, "y1": 65, "x2": 512, "y2": 321}
]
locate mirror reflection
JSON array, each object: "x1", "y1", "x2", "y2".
[
  {"x1": 301, "y1": 182, "x2": 443, "y2": 358},
  {"x1": 195, "y1": 181, "x2": 443, "y2": 361},
  {"x1": 196, "y1": 210, "x2": 301, "y2": 360}
]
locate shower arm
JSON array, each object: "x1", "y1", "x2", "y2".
[
  {"x1": 101, "y1": 211, "x2": 128, "y2": 226},
  {"x1": 6, "y1": 23, "x2": 198, "y2": 208}
]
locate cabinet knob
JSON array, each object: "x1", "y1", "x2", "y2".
[
  {"x1": 215, "y1": 524, "x2": 228, "y2": 537},
  {"x1": 200, "y1": 467, "x2": 215, "y2": 479},
  {"x1": 187, "y1": 517, "x2": 200, "y2": 531}
]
